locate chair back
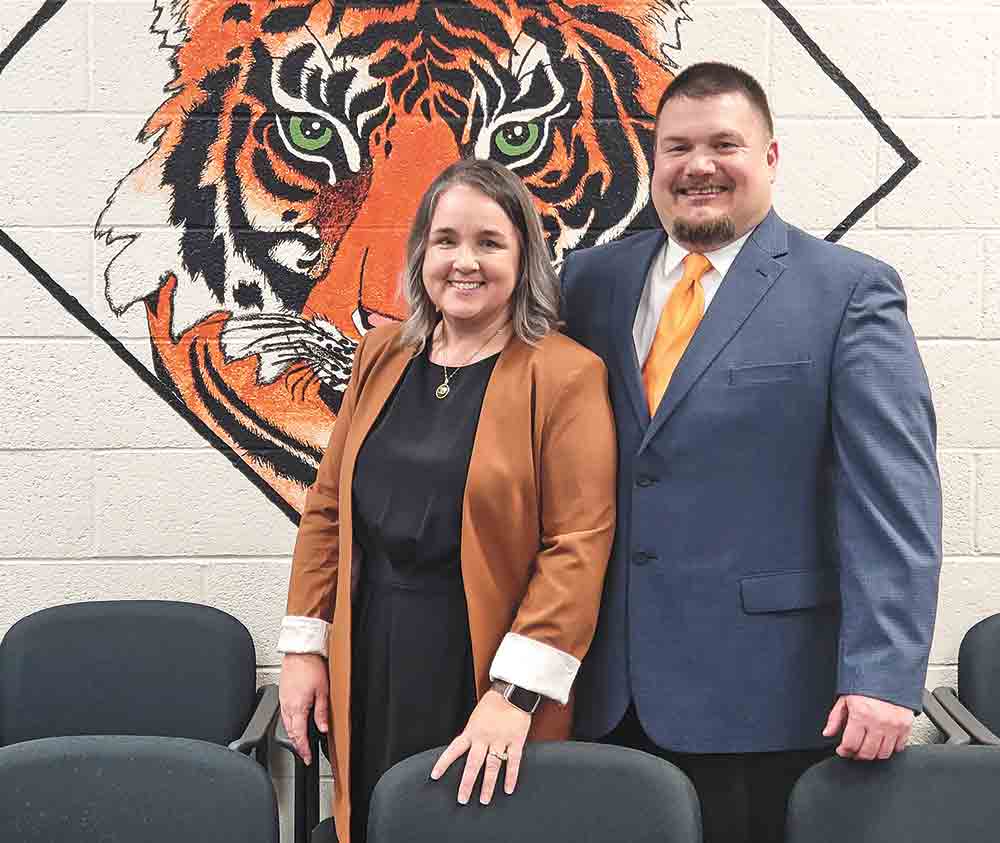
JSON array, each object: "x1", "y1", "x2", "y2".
[
  {"x1": 959, "y1": 613, "x2": 1000, "y2": 734},
  {"x1": 367, "y1": 742, "x2": 701, "y2": 843},
  {"x1": 0, "y1": 600, "x2": 256, "y2": 745},
  {"x1": 786, "y1": 745, "x2": 1000, "y2": 843},
  {"x1": 0, "y1": 734, "x2": 278, "y2": 842}
]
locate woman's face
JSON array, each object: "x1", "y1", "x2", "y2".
[{"x1": 422, "y1": 184, "x2": 521, "y2": 334}]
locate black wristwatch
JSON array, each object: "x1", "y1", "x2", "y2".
[{"x1": 491, "y1": 679, "x2": 542, "y2": 714}]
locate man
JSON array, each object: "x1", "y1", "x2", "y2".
[{"x1": 561, "y1": 63, "x2": 941, "y2": 843}]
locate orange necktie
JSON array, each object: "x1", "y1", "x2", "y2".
[{"x1": 642, "y1": 252, "x2": 712, "y2": 415}]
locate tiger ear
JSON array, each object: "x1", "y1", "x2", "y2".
[
  {"x1": 151, "y1": 0, "x2": 230, "y2": 49},
  {"x1": 551, "y1": 0, "x2": 681, "y2": 112},
  {"x1": 555, "y1": 0, "x2": 689, "y2": 62}
]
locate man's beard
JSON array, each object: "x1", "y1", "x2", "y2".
[{"x1": 670, "y1": 215, "x2": 737, "y2": 251}]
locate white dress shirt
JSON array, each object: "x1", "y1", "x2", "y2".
[{"x1": 633, "y1": 231, "x2": 753, "y2": 367}]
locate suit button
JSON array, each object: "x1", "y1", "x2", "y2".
[
  {"x1": 633, "y1": 551, "x2": 657, "y2": 566},
  {"x1": 636, "y1": 476, "x2": 656, "y2": 487}
]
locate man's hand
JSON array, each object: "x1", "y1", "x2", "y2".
[
  {"x1": 430, "y1": 690, "x2": 532, "y2": 805},
  {"x1": 823, "y1": 694, "x2": 913, "y2": 760},
  {"x1": 278, "y1": 653, "x2": 329, "y2": 766}
]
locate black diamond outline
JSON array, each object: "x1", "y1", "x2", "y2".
[
  {"x1": 762, "y1": 0, "x2": 920, "y2": 240},
  {"x1": 0, "y1": 0, "x2": 920, "y2": 524}
]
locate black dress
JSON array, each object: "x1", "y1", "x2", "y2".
[{"x1": 349, "y1": 342, "x2": 501, "y2": 842}]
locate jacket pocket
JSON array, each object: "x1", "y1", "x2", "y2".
[
  {"x1": 729, "y1": 359, "x2": 813, "y2": 386},
  {"x1": 740, "y1": 569, "x2": 839, "y2": 614}
]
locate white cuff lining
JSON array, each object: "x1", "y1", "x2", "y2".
[
  {"x1": 489, "y1": 633, "x2": 580, "y2": 704},
  {"x1": 277, "y1": 616, "x2": 329, "y2": 656}
]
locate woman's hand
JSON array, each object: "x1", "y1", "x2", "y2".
[
  {"x1": 430, "y1": 689, "x2": 532, "y2": 805},
  {"x1": 278, "y1": 653, "x2": 329, "y2": 766}
]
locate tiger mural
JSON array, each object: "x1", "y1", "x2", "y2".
[{"x1": 95, "y1": 0, "x2": 688, "y2": 511}]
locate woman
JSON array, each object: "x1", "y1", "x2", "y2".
[{"x1": 277, "y1": 159, "x2": 616, "y2": 843}]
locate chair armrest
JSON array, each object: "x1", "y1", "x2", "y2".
[
  {"x1": 272, "y1": 711, "x2": 324, "y2": 761},
  {"x1": 274, "y1": 710, "x2": 296, "y2": 756},
  {"x1": 229, "y1": 684, "x2": 280, "y2": 754},
  {"x1": 921, "y1": 688, "x2": 972, "y2": 746},
  {"x1": 932, "y1": 686, "x2": 1000, "y2": 747}
]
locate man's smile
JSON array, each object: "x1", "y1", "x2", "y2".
[{"x1": 676, "y1": 185, "x2": 730, "y2": 199}]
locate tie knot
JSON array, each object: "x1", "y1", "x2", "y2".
[{"x1": 682, "y1": 252, "x2": 712, "y2": 282}]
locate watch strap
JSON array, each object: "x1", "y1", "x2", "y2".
[{"x1": 491, "y1": 679, "x2": 541, "y2": 714}]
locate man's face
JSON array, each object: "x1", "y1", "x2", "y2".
[{"x1": 651, "y1": 91, "x2": 778, "y2": 251}]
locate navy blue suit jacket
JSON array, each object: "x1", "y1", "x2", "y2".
[{"x1": 562, "y1": 210, "x2": 942, "y2": 753}]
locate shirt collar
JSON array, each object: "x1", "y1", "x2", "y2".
[{"x1": 662, "y1": 228, "x2": 754, "y2": 281}]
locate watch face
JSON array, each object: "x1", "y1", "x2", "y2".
[
  {"x1": 508, "y1": 685, "x2": 541, "y2": 714},
  {"x1": 492, "y1": 680, "x2": 540, "y2": 713}
]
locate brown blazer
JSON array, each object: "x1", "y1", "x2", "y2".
[{"x1": 286, "y1": 323, "x2": 617, "y2": 841}]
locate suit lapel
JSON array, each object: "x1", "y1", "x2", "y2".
[
  {"x1": 341, "y1": 339, "x2": 412, "y2": 493},
  {"x1": 611, "y1": 229, "x2": 666, "y2": 430},
  {"x1": 640, "y1": 210, "x2": 790, "y2": 452}
]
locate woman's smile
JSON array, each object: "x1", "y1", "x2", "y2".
[{"x1": 422, "y1": 184, "x2": 521, "y2": 335}]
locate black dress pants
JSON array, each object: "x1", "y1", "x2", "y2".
[{"x1": 602, "y1": 705, "x2": 832, "y2": 843}]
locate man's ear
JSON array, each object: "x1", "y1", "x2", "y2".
[{"x1": 767, "y1": 138, "x2": 779, "y2": 180}]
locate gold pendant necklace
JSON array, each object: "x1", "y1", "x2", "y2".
[{"x1": 435, "y1": 321, "x2": 508, "y2": 399}]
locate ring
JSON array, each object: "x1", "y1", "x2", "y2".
[{"x1": 488, "y1": 749, "x2": 509, "y2": 762}]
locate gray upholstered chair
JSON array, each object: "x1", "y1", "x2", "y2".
[
  {"x1": 0, "y1": 734, "x2": 278, "y2": 842},
  {"x1": 787, "y1": 745, "x2": 1000, "y2": 843},
  {"x1": 933, "y1": 613, "x2": 1000, "y2": 746},
  {"x1": 0, "y1": 600, "x2": 276, "y2": 754},
  {"x1": 312, "y1": 741, "x2": 702, "y2": 843}
]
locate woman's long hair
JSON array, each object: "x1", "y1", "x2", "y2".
[{"x1": 398, "y1": 158, "x2": 561, "y2": 352}]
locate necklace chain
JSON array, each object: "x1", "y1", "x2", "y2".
[{"x1": 434, "y1": 321, "x2": 508, "y2": 400}]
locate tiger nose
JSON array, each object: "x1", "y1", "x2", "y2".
[{"x1": 304, "y1": 115, "x2": 462, "y2": 337}]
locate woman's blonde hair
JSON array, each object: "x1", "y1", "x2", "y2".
[{"x1": 398, "y1": 158, "x2": 560, "y2": 351}]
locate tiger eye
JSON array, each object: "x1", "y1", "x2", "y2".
[
  {"x1": 289, "y1": 114, "x2": 334, "y2": 152},
  {"x1": 494, "y1": 122, "x2": 540, "y2": 159}
]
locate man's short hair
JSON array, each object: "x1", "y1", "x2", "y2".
[{"x1": 655, "y1": 62, "x2": 774, "y2": 137}]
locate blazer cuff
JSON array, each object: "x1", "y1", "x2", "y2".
[
  {"x1": 835, "y1": 686, "x2": 923, "y2": 715},
  {"x1": 489, "y1": 633, "x2": 580, "y2": 705},
  {"x1": 277, "y1": 616, "x2": 329, "y2": 656}
]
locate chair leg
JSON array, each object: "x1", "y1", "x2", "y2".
[
  {"x1": 273, "y1": 712, "x2": 322, "y2": 843},
  {"x1": 292, "y1": 747, "x2": 321, "y2": 843},
  {"x1": 305, "y1": 717, "x2": 322, "y2": 835},
  {"x1": 305, "y1": 756, "x2": 320, "y2": 833},
  {"x1": 293, "y1": 755, "x2": 310, "y2": 843}
]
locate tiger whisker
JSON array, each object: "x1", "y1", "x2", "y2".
[
  {"x1": 294, "y1": 370, "x2": 321, "y2": 402},
  {"x1": 337, "y1": 21, "x2": 348, "y2": 74},
  {"x1": 518, "y1": 62, "x2": 552, "y2": 84},
  {"x1": 303, "y1": 22, "x2": 337, "y2": 77},
  {"x1": 285, "y1": 368, "x2": 314, "y2": 399},
  {"x1": 508, "y1": 28, "x2": 522, "y2": 73},
  {"x1": 228, "y1": 331, "x2": 321, "y2": 352},
  {"x1": 225, "y1": 314, "x2": 315, "y2": 329},
  {"x1": 512, "y1": 29, "x2": 543, "y2": 80},
  {"x1": 224, "y1": 325, "x2": 309, "y2": 342},
  {"x1": 282, "y1": 361, "x2": 311, "y2": 386},
  {"x1": 287, "y1": 366, "x2": 311, "y2": 388}
]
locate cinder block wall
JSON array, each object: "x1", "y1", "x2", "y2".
[{"x1": 1, "y1": 0, "x2": 997, "y2": 838}]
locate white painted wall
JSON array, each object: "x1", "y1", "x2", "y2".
[{"x1": 1, "y1": 0, "x2": 998, "y2": 838}]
